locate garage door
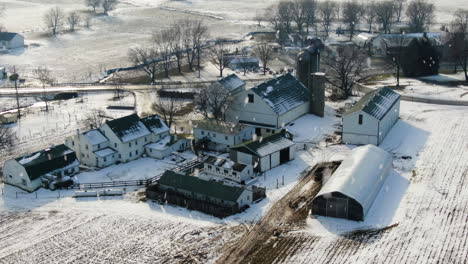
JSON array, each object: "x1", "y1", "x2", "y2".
[{"x1": 326, "y1": 197, "x2": 349, "y2": 219}]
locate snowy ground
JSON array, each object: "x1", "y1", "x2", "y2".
[{"x1": 373, "y1": 73, "x2": 468, "y2": 101}]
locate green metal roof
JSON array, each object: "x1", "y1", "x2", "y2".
[
  {"x1": 15, "y1": 144, "x2": 78, "y2": 181},
  {"x1": 345, "y1": 87, "x2": 400, "y2": 120},
  {"x1": 158, "y1": 170, "x2": 246, "y2": 203},
  {"x1": 251, "y1": 73, "x2": 309, "y2": 115},
  {"x1": 230, "y1": 131, "x2": 295, "y2": 157},
  {"x1": 105, "y1": 114, "x2": 151, "y2": 143}
]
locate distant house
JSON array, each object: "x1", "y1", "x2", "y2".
[
  {"x1": 66, "y1": 114, "x2": 171, "y2": 167},
  {"x1": 230, "y1": 131, "x2": 295, "y2": 172},
  {"x1": 145, "y1": 135, "x2": 191, "y2": 159},
  {"x1": 226, "y1": 73, "x2": 310, "y2": 131},
  {"x1": 370, "y1": 32, "x2": 443, "y2": 56},
  {"x1": 342, "y1": 87, "x2": 400, "y2": 146},
  {"x1": 193, "y1": 119, "x2": 254, "y2": 152},
  {"x1": 3, "y1": 145, "x2": 79, "y2": 192},
  {"x1": 227, "y1": 56, "x2": 260, "y2": 71},
  {"x1": 203, "y1": 155, "x2": 254, "y2": 183},
  {"x1": 0, "y1": 32, "x2": 24, "y2": 50},
  {"x1": 147, "y1": 170, "x2": 254, "y2": 217},
  {"x1": 312, "y1": 145, "x2": 392, "y2": 221},
  {"x1": 218, "y1": 74, "x2": 246, "y2": 96}
]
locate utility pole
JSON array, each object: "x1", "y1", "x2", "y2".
[{"x1": 9, "y1": 66, "x2": 21, "y2": 119}]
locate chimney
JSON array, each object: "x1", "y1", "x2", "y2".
[{"x1": 309, "y1": 72, "x2": 326, "y2": 118}]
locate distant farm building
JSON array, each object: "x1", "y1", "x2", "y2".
[
  {"x1": 0, "y1": 32, "x2": 24, "y2": 50},
  {"x1": 145, "y1": 135, "x2": 190, "y2": 159},
  {"x1": 230, "y1": 131, "x2": 295, "y2": 173},
  {"x1": 0, "y1": 112, "x2": 18, "y2": 124},
  {"x1": 193, "y1": 119, "x2": 254, "y2": 152},
  {"x1": 218, "y1": 74, "x2": 246, "y2": 95},
  {"x1": 370, "y1": 32, "x2": 443, "y2": 57},
  {"x1": 3, "y1": 145, "x2": 79, "y2": 192},
  {"x1": 311, "y1": 145, "x2": 392, "y2": 221},
  {"x1": 146, "y1": 170, "x2": 261, "y2": 218},
  {"x1": 203, "y1": 155, "x2": 254, "y2": 184},
  {"x1": 227, "y1": 56, "x2": 260, "y2": 71},
  {"x1": 342, "y1": 87, "x2": 400, "y2": 146}
]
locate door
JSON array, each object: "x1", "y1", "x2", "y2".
[
  {"x1": 255, "y1": 128, "x2": 262, "y2": 137},
  {"x1": 326, "y1": 197, "x2": 349, "y2": 219},
  {"x1": 280, "y1": 148, "x2": 290, "y2": 164}
]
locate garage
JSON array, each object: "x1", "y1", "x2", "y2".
[{"x1": 311, "y1": 145, "x2": 392, "y2": 221}]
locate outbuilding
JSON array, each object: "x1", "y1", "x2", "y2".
[
  {"x1": 342, "y1": 87, "x2": 400, "y2": 146},
  {"x1": 311, "y1": 145, "x2": 392, "y2": 221},
  {"x1": 0, "y1": 32, "x2": 24, "y2": 50},
  {"x1": 218, "y1": 74, "x2": 246, "y2": 96},
  {"x1": 229, "y1": 131, "x2": 295, "y2": 172},
  {"x1": 203, "y1": 155, "x2": 254, "y2": 183},
  {"x1": 193, "y1": 119, "x2": 254, "y2": 152}
]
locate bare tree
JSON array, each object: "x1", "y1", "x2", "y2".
[
  {"x1": 152, "y1": 96, "x2": 178, "y2": 128},
  {"x1": 342, "y1": 1, "x2": 364, "y2": 40},
  {"x1": 363, "y1": 1, "x2": 377, "y2": 33},
  {"x1": 324, "y1": 46, "x2": 369, "y2": 99},
  {"x1": 375, "y1": 1, "x2": 395, "y2": 34},
  {"x1": 168, "y1": 23, "x2": 184, "y2": 73},
  {"x1": 0, "y1": 5, "x2": 6, "y2": 32},
  {"x1": 67, "y1": 11, "x2": 81, "y2": 32},
  {"x1": 33, "y1": 67, "x2": 55, "y2": 112},
  {"x1": 85, "y1": 109, "x2": 106, "y2": 129},
  {"x1": 395, "y1": 0, "x2": 407, "y2": 22},
  {"x1": 194, "y1": 83, "x2": 231, "y2": 120},
  {"x1": 318, "y1": 0, "x2": 337, "y2": 37},
  {"x1": 84, "y1": 15, "x2": 92, "y2": 28},
  {"x1": 448, "y1": 9, "x2": 468, "y2": 81},
  {"x1": 128, "y1": 47, "x2": 159, "y2": 84},
  {"x1": 255, "y1": 43, "x2": 274, "y2": 75},
  {"x1": 303, "y1": 0, "x2": 317, "y2": 35},
  {"x1": 292, "y1": 0, "x2": 307, "y2": 37},
  {"x1": 383, "y1": 32, "x2": 406, "y2": 87},
  {"x1": 181, "y1": 19, "x2": 208, "y2": 72},
  {"x1": 254, "y1": 11, "x2": 264, "y2": 26},
  {"x1": 278, "y1": 1, "x2": 294, "y2": 34},
  {"x1": 85, "y1": 0, "x2": 101, "y2": 12},
  {"x1": 0, "y1": 125, "x2": 14, "y2": 151},
  {"x1": 209, "y1": 39, "x2": 231, "y2": 77},
  {"x1": 237, "y1": 57, "x2": 251, "y2": 76},
  {"x1": 153, "y1": 29, "x2": 174, "y2": 79},
  {"x1": 44, "y1": 6, "x2": 64, "y2": 36},
  {"x1": 102, "y1": 0, "x2": 118, "y2": 15},
  {"x1": 406, "y1": 0, "x2": 435, "y2": 33}
]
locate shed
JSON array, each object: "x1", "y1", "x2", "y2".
[
  {"x1": 0, "y1": 32, "x2": 24, "y2": 50},
  {"x1": 342, "y1": 87, "x2": 400, "y2": 146},
  {"x1": 230, "y1": 131, "x2": 295, "y2": 172},
  {"x1": 218, "y1": 74, "x2": 246, "y2": 95},
  {"x1": 203, "y1": 155, "x2": 253, "y2": 183},
  {"x1": 311, "y1": 145, "x2": 392, "y2": 221}
]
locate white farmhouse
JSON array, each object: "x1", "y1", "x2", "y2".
[
  {"x1": 203, "y1": 155, "x2": 254, "y2": 183},
  {"x1": 225, "y1": 73, "x2": 310, "y2": 131},
  {"x1": 193, "y1": 119, "x2": 254, "y2": 152},
  {"x1": 3, "y1": 144, "x2": 80, "y2": 192},
  {"x1": 230, "y1": 131, "x2": 295, "y2": 172},
  {"x1": 342, "y1": 87, "x2": 400, "y2": 146},
  {"x1": 0, "y1": 32, "x2": 24, "y2": 50}
]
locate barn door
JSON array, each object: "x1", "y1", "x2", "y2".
[{"x1": 326, "y1": 197, "x2": 349, "y2": 219}]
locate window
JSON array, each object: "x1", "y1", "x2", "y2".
[
  {"x1": 81, "y1": 153, "x2": 85, "y2": 158},
  {"x1": 208, "y1": 165, "x2": 212, "y2": 169},
  {"x1": 104, "y1": 157, "x2": 107, "y2": 162},
  {"x1": 97, "y1": 144, "x2": 100, "y2": 149},
  {"x1": 358, "y1": 114, "x2": 363, "y2": 125},
  {"x1": 8, "y1": 175, "x2": 12, "y2": 178},
  {"x1": 135, "y1": 140, "x2": 138, "y2": 146},
  {"x1": 201, "y1": 131, "x2": 205, "y2": 135},
  {"x1": 129, "y1": 142, "x2": 132, "y2": 147},
  {"x1": 145, "y1": 137, "x2": 147, "y2": 142},
  {"x1": 114, "y1": 143, "x2": 117, "y2": 148},
  {"x1": 150, "y1": 149, "x2": 153, "y2": 153},
  {"x1": 21, "y1": 179, "x2": 27, "y2": 186},
  {"x1": 216, "y1": 167, "x2": 220, "y2": 172},
  {"x1": 266, "y1": 129, "x2": 271, "y2": 133},
  {"x1": 119, "y1": 154, "x2": 122, "y2": 159},
  {"x1": 135, "y1": 150, "x2": 138, "y2": 155},
  {"x1": 72, "y1": 141, "x2": 75, "y2": 146},
  {"x1": 85, "y1": 145, "x2": 88, "y2": 150},
  {"x1": 129, "y1": 152, "x2": 132, "y2": 157},
  {"x1": 213, "y1": 133, "x2": 216, "y2": 138},
  {"x1": 232, "y1": 172, "x2": 237, "y2": 176},
  {"x1": 248, "y1": 94, "x2": 254, "y2": 103},
  {"x1": 224, "y1": 170, "x2": 228, "y2": 174},
  {"x1": 225, "y1": 136, "x2": 228, "y2": 140}
]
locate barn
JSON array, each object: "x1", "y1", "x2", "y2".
[
  {"x1": 311, "y1": 145, "x2": 392, "y2": 221},
  {"x1": 342, "y1": 87, "x2": 400, "y2": 146},
  {"x1": 229, "y1": 131, "x2": 295, "y2": 172}
]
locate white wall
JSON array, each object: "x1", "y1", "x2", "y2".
[
  {"x1": 2, "y1": 160, "x2": 39, "y2": 192},
  {"x1": 226, "y1": 91, "x2": 279, "y2": 128},
  {"x1": 342, "y1": 111, "x2": 379, "y2": 145},
  {"x1": 378, "y1": 100, "x2": 400, "y2": 145},
  {"x1": 278, "y1": 102, "x2": 310, "y2": 128},
  {"x1": 236, "y1": 189, "x2": 253, "y2": 207}
]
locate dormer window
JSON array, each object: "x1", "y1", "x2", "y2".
[{"x1": 248, "y1": 94, "x2": 254, "y2": 103}]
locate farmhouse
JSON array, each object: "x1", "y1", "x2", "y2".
[
  {"x1": 146, "y1": 170, "x2": 254, "y2": 218},
  {"x1": 0, "y1": 32, "x2": 24, "y2": 50},
  {"x1": 311, "y1": 145, "x2": 392, "y2": 221},
  {"x1": 203, "y1": 155, "x2": 254, "y2": 183},
  {"x1": 193, "y1": 119, "x2": 254, "y2": 152},
  {"x1": 226, "y1": 73, "x2": 310, "y2": 130},
  {"x1": 3, "y1": 145, "x2": 79, "y2": 192},
  {"x1": 342, "y1": 87, "x2": 400, "y2": 146},
  {"x1": 229, "y1": 131, "x2": 295, "y2": 173},
  {"x1": 218, "y1": 73, "x2": 246, "y2": 95}
]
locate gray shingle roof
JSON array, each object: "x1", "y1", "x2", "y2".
[
  {"x1": 251, "y1": 73, "x2": 309, "y2": 115},
  {"x1": 345, "y1": 87, "x2": 400, "y2": 120},
  {"x1": 218, "y1": 74, "x2": 245, "y2": 93},
  {"x1": 0, "y1": 32, "x2": 20, "y2": 41},
  {"x1": 230, "y1": 132, "x2": 295, "y2": 157},
  {"x1": 159, "y1": 170, "x2": 246, "y2": 203},
  {"x1": 105, "y1": 114, "x2": 151, "y2": 143},
  {"x1": 140, "y1": 115, "x2": 169, "y2": 134}
]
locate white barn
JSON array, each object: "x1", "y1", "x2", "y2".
[
  {"x1": 311, "y1": 145, "x2": 392, "y2": 221},
  {"x1": 193, "y1": 119, "x2": 254, "y2": 152},
  {"x1": 229, "y1": 132, "x2": 295, "y2": 172},
  {"x1": 225, "y1": 73, "x2": 310, "y2": 130},
  {"x1": 342, "y1": 87, "x2": 400, "y2": 146},
  {"x1": 3, "y1": 145, "x2": 80, "y2": 192},
  {"x1": 0, "y1": 32, "x2": 24, "y2": 50},
  {"x1": 203, "y1": 155, "x2": 254, "y2": 183}
]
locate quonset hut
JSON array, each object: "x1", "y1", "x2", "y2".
[{"x1": 311, "y1": 145, "x2": 392, "y2": 221}]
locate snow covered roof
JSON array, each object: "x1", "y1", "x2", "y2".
[
  {"x1": 345, "y1": 87, "x2": 400, "y2": 120},
  {"x1": 231, "y1": 132, "x2": 295, "y2": 157},
  {"x1": 194, "y1": 119, "x2": 250, "y2": 135},
  {"x1": 145, "y1": 135, "x2": 172, "y2": 151},
  {"x1": 158, "y1": 170, "x2": 246, "y2": 203},
  {"x1": 315, "y1": 145, "x2": 392, "y2": 217},
  {"x1": 205, "y1": 156, "x2": 248, "y2": 172},
  {"x1": 14, "y1": 144, "x2": 78, "y2": 180},
  {"x1": 94, "y1": 148, "x2": 116, "y2": 158},
  {"x1": 105, "y1": 114, "x2": 151, "y2": 143},
  {"x1": 375, "y1": 32, "x2": 443, "y2": 47},
  {"x1": 84, "y1": 129, "x2": 108, "y2": 145},
  {"x1": 251, "y1": 73, "x2": 309, "y2": 115},
  {"x1": 0, "y1": 32, "x2": 21, "y2": 41},
  {"x1": 218, "y1": 74, "x2": 246, "y2": 93},
  {"x1": 140, "y1": 115, "x2": 170, "y2": 134}
]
